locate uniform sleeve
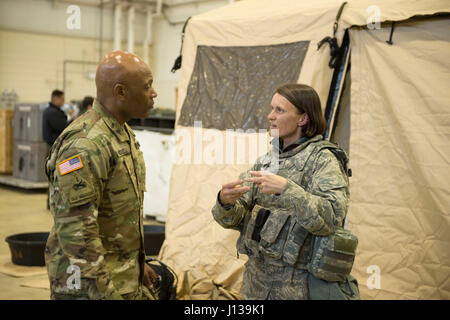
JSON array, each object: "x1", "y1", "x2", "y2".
[
  {"x1": 52, "y1": 138, "x2": 123, "y2": 300},
  {"x1": 211, "y1": 164, "x2": 259, "y2": 230},
  {"x1": 274, "y1": 149, "x2": 349, "y2": 236}
]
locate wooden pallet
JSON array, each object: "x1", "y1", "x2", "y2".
[{"x1": 0, "y1": 109, "x2": 14, "y2": 173}]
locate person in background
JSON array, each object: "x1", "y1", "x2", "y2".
[
  {"x1": 43, "y1": 89, "x2": 72, "y2": 209},
  {"x1": 80, "y1": 96, "x2": 94, "y2": 115},
  {"x1": 43, "y1": 90, "x2": 73, "y2": 146}
]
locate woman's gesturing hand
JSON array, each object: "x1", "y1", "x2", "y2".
[
  {"x1": 245, "y1": 171, "x2": 287, "y2": 194},
  {"x1": 219, "y1": 180, "x2": 250, "y2": 205}
]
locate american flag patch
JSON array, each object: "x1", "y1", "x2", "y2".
[{"x1": 58, "y1": 155, "x2": 84, "y2": 176}]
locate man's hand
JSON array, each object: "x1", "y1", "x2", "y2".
[
  {"x1": 219, "y1": 180, "x2": 250, "y2": 205},
  {"x1": 245, "y1": 171, "x2": 287, "y2": 194},
  {"x1": 143, "y1": 263, "x2": 159, "y2": 290}
]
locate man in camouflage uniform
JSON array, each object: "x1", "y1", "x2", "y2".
[
  {"x1": 45, "y1": 51, "x2": 159, "y2": 300},
  {"x1": 212, "y1": 84, "x2": 352, "y2": 299}
]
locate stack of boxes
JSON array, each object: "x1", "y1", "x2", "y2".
[
  {"x1": 12, "y1": 103, "x2": 49, "y2": 182},
  {"x1": 0, "y1": 90, "x2": 18, "y2": 174}
]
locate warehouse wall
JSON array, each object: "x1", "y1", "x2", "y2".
[
  {"x1": 0, "y1": 30, "x2": 111, "y2": 104},
  {"x1": 0, "y1": 0, "x2": 229, "y2": 108}
]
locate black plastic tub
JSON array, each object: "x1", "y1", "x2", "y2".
[
  {"x1": 144, "y1": 225, "x2": 165, "y2": 256},
  {"x1": 5, "y1": 227, "x2": 165, "y2": 266},
  {"x1": 5, "y1": 232, "x2": 49, "y2": 266}
]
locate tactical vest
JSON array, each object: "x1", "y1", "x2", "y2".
[
  {"x1": 304, "y1": 141, "x2": 357, "y2": 282},
  {"x1": 237, "y1": 139, "x2": 356, "y2": 280}
]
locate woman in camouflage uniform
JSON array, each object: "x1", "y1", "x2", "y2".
[{"x1": 212, "y1": 84, "x2": 353, "y2": 299}]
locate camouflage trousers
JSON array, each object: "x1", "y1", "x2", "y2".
[
  {"x1": 241, "y1": 257, "x2": 309, "y2": 300},
  {"x1": 51, "y1": 281, "x2": 158, "y2": 300}
]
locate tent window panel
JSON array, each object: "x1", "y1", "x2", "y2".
[{"x1": 178, "y1": 41, "x2": 310, "y2": 130}]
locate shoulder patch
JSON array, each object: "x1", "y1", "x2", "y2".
[{"x1": 58, "y1": 154, "x2": 84, "y2": 176}]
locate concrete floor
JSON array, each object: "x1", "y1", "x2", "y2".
[
  {"x1": 0, "y1": 185, "x2": 52, "y2": 299},
  {"x1": 0, "y1": 184, "x2": 164, "y2": 300}
]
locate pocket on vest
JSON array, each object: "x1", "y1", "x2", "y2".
[
  {"x1": 237, "y1": 204, "x2": 263, "y2": 256},
  {"x1": 282, "y1": 222, "x2": 309, "y2": 265},
  {"x1": 258, "y1": 212, "x2": 290, "y2": 260}
]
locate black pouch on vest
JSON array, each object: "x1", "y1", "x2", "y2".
[{"x1": 251, "y1": 208, "x2": 271, "y2": 242}]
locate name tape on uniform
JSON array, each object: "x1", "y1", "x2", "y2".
[{"x1": 58, "y1": 154, "x2": 84, "y2": 176}]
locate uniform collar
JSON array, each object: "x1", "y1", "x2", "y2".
[
  {"x1": 271, "y1": 134, "x2": 323, "y2": 158},
  {"x1": 280, "y1": 136, "x2": 310, "y2": 153},
  {"x1": 93, "y1": 99, "x2": 130, "y2": 142}
]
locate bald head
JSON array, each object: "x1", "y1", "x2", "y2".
[{"x1": 95, "y1": 51, "x2": 157, "y2": 124}]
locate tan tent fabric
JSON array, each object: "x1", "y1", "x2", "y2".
[
  {"x1": 159, "y1": 129, "x2": 270, "y2": 298},
  {"x1": 176, "y1": 0, "x2": 450, "y2": 122},
  {"x1": 160, "y1": 0, "x2": 450, "y2": 299},
  {"x1": 176, "y1": 0, "x2": 341, "y2": 122},
  {"x1": 348, "y1": 17, "x2": 450, "y2": 299},
  {"x1": 341, "y1": 0, "x2": 449, "y2": 28}
]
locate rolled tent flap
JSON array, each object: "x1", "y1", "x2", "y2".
[{"x1": 159, "y1": 0, "x2": 450, "y2": 299}]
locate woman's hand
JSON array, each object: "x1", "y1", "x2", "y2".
[
  {"x1": 245, "y1": 171, "x2": 287, "y2": 194},
  {"x1": 219, "y1": 180, "x2": 250, "y2": 205}
]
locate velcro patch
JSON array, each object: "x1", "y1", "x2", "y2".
[
  {"x1": 58, "y1": 155, "x2": 84, "y2": 176},
  {"x1": 118, "y1": 148, "x2": 130, "y2": 156}
]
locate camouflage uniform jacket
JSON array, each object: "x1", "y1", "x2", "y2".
[
  {"x1": 45, "y1": 100, "x2": 153, "y2": 300},
  {"x1": 212, "y1": 135, "x2": 350, "y2": 299}
]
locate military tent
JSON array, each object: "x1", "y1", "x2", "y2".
[{"x1": 158, "y1": 0, "x2": 450, "y2": 299}]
